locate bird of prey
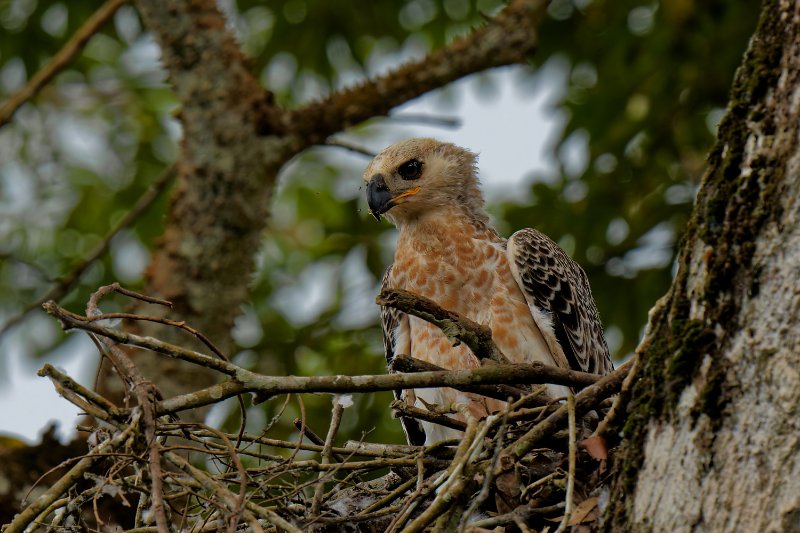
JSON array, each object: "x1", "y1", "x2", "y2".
[{"x1": 364, "y1": 138, "x2": 613, "y2": 445}]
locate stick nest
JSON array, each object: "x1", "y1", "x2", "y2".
[{"x1": 6, "y1": 284, "x2": 634, "y2": 533}]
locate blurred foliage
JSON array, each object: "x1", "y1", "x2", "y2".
[{"x1": 0, "y1": 0, "x2": 758, "y2": 446}]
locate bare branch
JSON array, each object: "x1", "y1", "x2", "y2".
[
  {"x1": 85, "y1": 285, "x2": 170, "y2": 532},
  {"x1": 150, "y1": 361, "x2": 599, "y2": 416},
  {"x1": 555, "y1": 392, "x2": 576, "y2": 533},
  {"x1": 323, "y1": 139, "x2": 376, "y2": 158},
  {"x1": 391, "y1": 399, "x2": 468, "y2": 433},
  {"x1": 390, "y1": 355, "x2": 534, "y2": 403},
  {"x1": 42, "y1": 301, "x2": 238, "y2": 376},
  {"x1": 378, "y1": 288, "x2": 511, "y2": 365},
  {"x1": 38, "y1": 363, "x2": 122, "y2": 418},
  {"x1": 0, "y1": 0, "x2": 127, "y2": 128},
  {"x1": 310, "y1": 398, "x2": 345, "y2": 519}
]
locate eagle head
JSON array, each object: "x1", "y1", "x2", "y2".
[{"x1": 362, "y1": 138, "x2": 487, "y2": 226}]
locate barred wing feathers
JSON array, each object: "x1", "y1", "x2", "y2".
[{"x1": 507, "y1": 229, "x2": 613, "y2": 376}]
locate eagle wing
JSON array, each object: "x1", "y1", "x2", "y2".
[
  {"x1": 507, "y1": 228, "x2": 613, "y2": 376},
  {"x1": 380, "y1": 265, "x2": 426, "y2": 446}
]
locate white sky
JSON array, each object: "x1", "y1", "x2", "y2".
[{"x1": 0, "y1": 65, "x2": 565, "y2": 443}]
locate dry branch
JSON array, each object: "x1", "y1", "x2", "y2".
[
  {"x1": 0, "y1": 0, "x2": 127, "y2": 128},
  {"x1": 390, "y1": 354, "x2": 534, "y2": 403},
  {"x1": 378, "y1": 288, "x2": 511, "y2": 365}
]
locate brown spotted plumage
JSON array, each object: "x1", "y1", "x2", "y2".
[{"x1": 364, "y1": 138, "x2": 612, "y2": 445}]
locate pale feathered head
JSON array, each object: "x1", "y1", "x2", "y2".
[{"x1": 362, "y1": 138, "x2": 488, "y2": 226}]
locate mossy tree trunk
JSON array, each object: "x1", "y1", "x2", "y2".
[{"x1": 606, "y1": 1, "x2": 800, "y2": 530}]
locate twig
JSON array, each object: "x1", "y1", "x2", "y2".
[
  {"x1": 163, "y1": 452, "x2": 272, "y2": 533},
  {"x1": 390, "y1": 399, "x2": 468, "y2": 432},
  {"x1": 316, "y1": 503, "x2": 404, "y2": 525},
  {"x1": 342, "y1": 441, "x2": 432, "y2": 457},
  {"x1": 0, "y1": 0, "x2": 127, "y2": 128},
  {"x1": 181, "y1": 424, "x2": 250, "y2": 532},
  {"x1": 324, "y1": 139, "x2": 376, "y2": 158},
  {"x1": 0, "y1": 164, "x2": 175, "y2": 340},
  {"x1": 459, "y1": 412, "x2": 508, "y2": 530},
  {"x1": 40, "y1": 370, "x2": 115, "y2": 423},
  {"x1": 310, "y1": 397, "x2": 345, "y2": 519},
  {"x1": 357, "y1": 475, "x2": 418, "y2": 516},
  {"x1": 594, "y1": 352, "x2": 640, "y2": 441},
  {"x1": 402, "y1": 413, "x2": 482, "y2": 533},
  {"x1": 293, "y1": 418, "x2": 346, "y2": 462},
  {"x1": 388, "y1": 113, "x2": 461, "y2": 128},
  {"x1": 555, "y1": 392, "x2": 576, "y2": 533},
  {"x1": 85, "y1": 311, "x2": 231, "y2": 361},
  {"x1": 378, "y1": 287, "x2": 511, "y2": 365},
  {"x1": 85, "y1": 285, "x2": 170, "y2": 533},
  {"x1": 38, "y1": 363, "x2": 121, "y2": 417},
  {"x1": 469, "y1": 504, "x2": 566, "y2": 529},
  {"x1": 154, "y1": 428, "x2": 435, "y2": 458},
  {"x1": 43, "y1": 301, "x2": 238, "y2": 376}
]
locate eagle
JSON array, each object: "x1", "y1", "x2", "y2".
[{"x1": 363, "y1": 138, "x2": 613, "y2": 445}]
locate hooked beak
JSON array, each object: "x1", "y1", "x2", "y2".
[{"x1": 366, "y1": 174, "x2": 420, "y2": 221}]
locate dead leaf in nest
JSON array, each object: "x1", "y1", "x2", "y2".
[
  {"x1": 579, "y1": 435, "x2": 608, "y2": 461},
  {"x1": 494, "y1": 471, "x2": 522, "y2": 513},
  {"x1": 569, "y1": 496, "x2": 599, "y2": 525},
  {"x1": 495, "y1": 470, "x2": 521, "y2": 499}
]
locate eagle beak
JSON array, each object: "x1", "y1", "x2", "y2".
[
  {"x1": 366, "y1": 175, "x2": 421, "y2": 221},
  {"x1": 367, "y1": 174, "x2": 392, "y2": 221}
]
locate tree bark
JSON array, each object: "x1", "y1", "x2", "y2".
[{"x1": 607, "y1": 1, "x2": 800, "y2": 530}]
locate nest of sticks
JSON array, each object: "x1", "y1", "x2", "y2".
[{"x1": 6, "y1": 284, "x2": 635, "y2": 533}]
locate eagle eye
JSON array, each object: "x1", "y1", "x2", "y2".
[{"x1": 398, "y1": 159, "x2": 422, "y2": 180}]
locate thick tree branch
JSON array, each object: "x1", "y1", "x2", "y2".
[
  {"x1": 284, "y1": 0, "x2": 547, "y2": 144},
  {"x1": 149, "y1": 362, "x2": 596, "y2": 417}
]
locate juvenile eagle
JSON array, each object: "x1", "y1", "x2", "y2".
[{"x1": 364, "y1": 138, "x2": 612, "y2": 445}]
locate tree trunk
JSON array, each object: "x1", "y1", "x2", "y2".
[{"x1": 607, "y1": 1, "x2": 800, "y2": 530}]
